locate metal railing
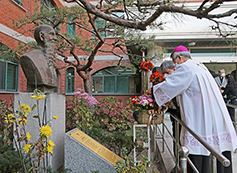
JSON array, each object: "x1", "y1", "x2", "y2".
[{"x1": 153, "y1": 112, "x2": 231, "y2": 173}]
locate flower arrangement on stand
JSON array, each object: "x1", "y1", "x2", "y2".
[
  {"x1": 140, "y1": 60, "x2": 154, "y2": 93},
  {"x1": 128, "y1": 94, "x2": 158, "y2": 124}
]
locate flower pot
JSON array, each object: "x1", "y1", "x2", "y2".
[{"x1": 138, "y1": 111, "x2": 149, "y2": 124}]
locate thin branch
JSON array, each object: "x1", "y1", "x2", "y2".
[
  {"x1": 87, "y1": 12, "x2": 104, "y2": 42},
  {"x1": 197, "y1": 0, "x2": 209, "y2": 11},
  {"x1": 203, "y1": 0, "x2": 224, "y2": 15},
  {"x1": 80, "y1": 40, "x2": 104, "y2": 71},
  {"x1": 123, "y1": 0, "x2": 129, "y2": 20}
]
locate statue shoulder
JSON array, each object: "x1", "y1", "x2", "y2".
[{"x1": 21, "y1": 49, "x2": 44, "y2": 60}]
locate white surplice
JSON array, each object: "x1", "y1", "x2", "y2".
[{"x1": 153, "y1": 59, "x2": 237, "y2": 155}]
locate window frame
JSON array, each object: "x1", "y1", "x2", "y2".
[
  {"x1": 92, "y1": 11, "x2": 124, "y2": 38},
  {"x1": 13, "y1": 0, "x2": 23, "y2": 6},
  {"x1": 91, "y1": 67, "x2": 140, "y2": 95},
  {"x1": 0, "y1": 60, "x2": 19, "y2": 92},
  {"x1": 67, "y1": 22, "x2": 76, "y2": 39},
  {"x1": 66, "y1": 67, "x2": 75, "y2": 94}
]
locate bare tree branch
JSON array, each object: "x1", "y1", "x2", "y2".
[{"x1": 65, "y1": 0, "x2": 237, "y2": 32}]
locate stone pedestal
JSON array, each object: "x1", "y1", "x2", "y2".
[
  {"x1": 14, "y1": 92, "x2": 65, "y2": 171},
  {"x1": 65, "y1": 128, "x2": 122, "y2": 173}
]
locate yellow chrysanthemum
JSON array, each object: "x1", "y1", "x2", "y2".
[
  {"x1": 40, "y1": 125, "x2": 52, "y2": 138},
  {"x1": 26, "y1": 132, "x2": 32, "y2": 142},
  {"x1": 23, "y1": 104, "x2": 31, "y2": 115},
  {"x1": 46, "y1": 144, "x2": 54, "y2": 154},
  {"x1": 5, "y1": 114, "x2": 15, "y2": 123},
  {"x1": 18, "y1": 118, "x2": 28, "y2": 125},
  {"x1": 48, "y1": 140, "x2": 55, "y2": 147},
  {"x1": 8, "y1": 114, "x2": 15, "y2": 119},
  {"x1": 53, "y1": 116, "x2": 58, "y2": 120},
  {"x1": 23, "y1": 144, "x2": 32, "y2": 153},
  {"x1": 36, "y1": 94, "x2": 46, "y2": 101},
  {"x1": 19, "y1": 103, "x2": 31, "y2": 115}
]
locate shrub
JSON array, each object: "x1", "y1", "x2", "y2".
[
  {"x1": 88, "y1": 128, "x2": 143, "y2": 158},
  {"x1": 115, "y1": 148, "x2": 152, "y2": 173},
  {"x1": 0, "y1": 99, "x2": 22, "y2": 172},
  {"x1": 0, "y1": 131, "x2": 22, "y2": 173},
  {"x1": 66, "y1": 89, "x2": 99, "y2": 132},
  {"x1": 95, "y1": 97, "x2": 135, "y2": 131},
  {"x1": 0, "y1": 99, "x2": 13, "y2": 132}
]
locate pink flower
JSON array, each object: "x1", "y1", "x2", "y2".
[
  {"x1": 110, "y1": 111, "x2": 115, "y2": 117},
  {"x1": 104, "y1": 108, "x2": 109, "y2": 114},
  {"x1": 103, "y1": 119, "x2": 109, "y2": 125}
]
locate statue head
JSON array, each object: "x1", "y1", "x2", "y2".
[
  {"x1": 34, "y1": 25, "x2": 57, "y2": 67},
  {"x1": 34, "y1": 25, "x2": 57, "y2": 47}
]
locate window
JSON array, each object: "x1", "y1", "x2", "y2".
[
  {"x1": 40, "y1": 0, "x2": 60, "y2": 32},
  {"x1": 0, "y1": 61, "x2": 18, "y2": 91},
  {"x1": 92, "y1": 12, "x2": 124, "y2": 38},
  {"x1": 41, "y1": 0, "x2": 56, "y2": 11},
  {"x1": 67, "y1": 18, "x2": 75, "y2": 39},
  {"x1": 13, "y1": 0, "x2": 23, "y2": 6},
  {"x1": 66, "y1": 67, "x2": 75, "y2": 93},
  {"x1": 92, "y1": 67, "x2": 141, "y2": 94}
]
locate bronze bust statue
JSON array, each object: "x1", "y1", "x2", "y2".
[{"x1": 20, "y1": 25, "x2": 58, "y2": 92}]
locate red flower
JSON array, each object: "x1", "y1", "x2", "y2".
[
  {"x1": 140, "y1": 61, "x2": 154, "y2": 71},
  {"x1": 149, "y1": 71, "x2": 165, "y2": 84}
]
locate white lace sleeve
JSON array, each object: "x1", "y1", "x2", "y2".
[
  {"x1": 152, "y1": 63, "x2": 193, "y2": 106},
  {"x1": 153, "y1": 87, "x2": 171, "y2": 106}
]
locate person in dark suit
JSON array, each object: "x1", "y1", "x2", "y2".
[{"x1": 221, "y1": 74, "x2": 237, "y2": 122}]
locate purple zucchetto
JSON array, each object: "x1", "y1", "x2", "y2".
[{"x1": 172, "y1": 45, "x2": 189, "y2": 52}]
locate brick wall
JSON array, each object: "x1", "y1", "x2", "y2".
[{"x1": 0, "y1": 0, "x2": 134, "y2": 104}]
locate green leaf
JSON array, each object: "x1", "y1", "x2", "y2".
[
  {"x1": 32, "y1": 104, "x2": 36, "y2": 110},
  {"x1": 33, "y1": 115, "x2": 39, "y2": 118}
]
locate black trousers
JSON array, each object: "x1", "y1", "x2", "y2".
[
  {"x1": 189, "y1": 151, "x2": 232, "y2": 173},
  {"x1": 217, "y1": 151, "x2": 232, "y2": 173},
  {"x1": 227, "y1": 99, "x2": 237, "y2": 122}
]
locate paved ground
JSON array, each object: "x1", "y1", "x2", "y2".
[{"x1": 156, "y1": 113, "x2": 237, "y2": 173}]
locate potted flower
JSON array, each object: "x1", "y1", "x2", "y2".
[{"x1": 128, "y1": 94, "x2": 158, "y2": 124}]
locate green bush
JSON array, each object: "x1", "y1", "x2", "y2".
[
  {"x1": 95, "y1": 97, "x2": 135, "y2": 131},
  {"x1": 65, "y1": 89, "x2": 99, "y2": 132},
  {"x1": 88, "y1": 128, "x2": 143, "y2": 158},
  {"x1": 115, "y1": 148, "x2": 152, "y2": 173},
  {"x1": 0, "y1": 131, "x2": 22, "y2": 173}
]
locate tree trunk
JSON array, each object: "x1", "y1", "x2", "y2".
[{"x1": 83, "y1": 70, "x2": 92, "y2": 96}]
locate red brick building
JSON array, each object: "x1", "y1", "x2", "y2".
[
  {"x1": 1, "y1": 0, "x2": 236, "y2": 104},
  {"x1": 0, "y1": 0, "x2": 141, "y2": 103}
]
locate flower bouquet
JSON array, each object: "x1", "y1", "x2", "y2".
[{"x1": 128, "y1": 94, "x2": 159, "y2": 124}]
